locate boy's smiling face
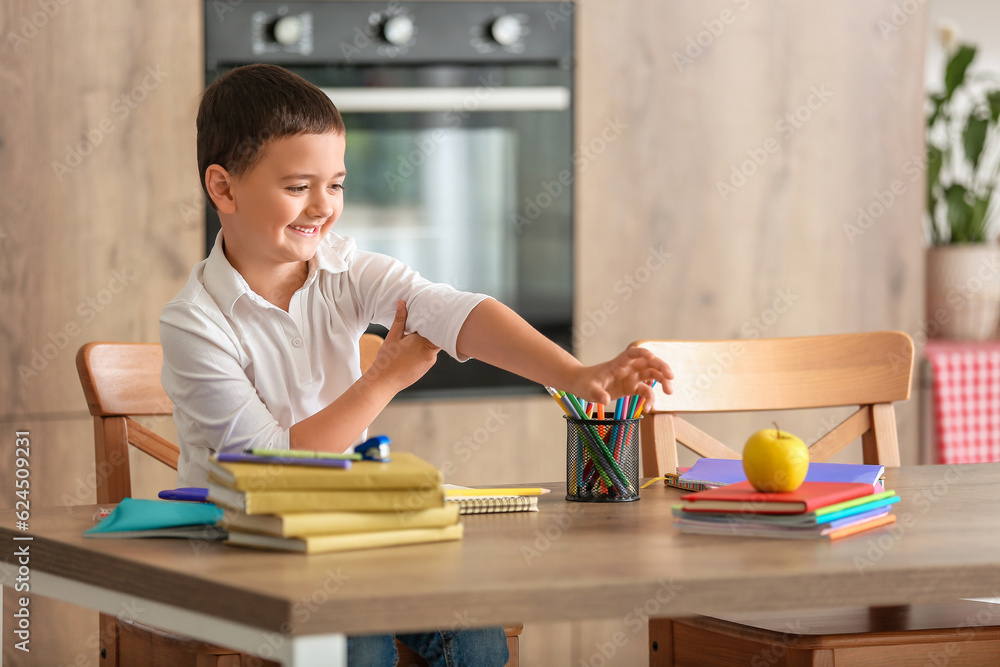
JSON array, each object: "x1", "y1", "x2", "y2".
[{"x1": 210, "y1": 131, "x2": 347, "y2": 274}]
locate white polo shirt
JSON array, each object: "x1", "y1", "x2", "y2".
[{"x1": 160, "y1": 232, "x2": 489, "y2": 488}]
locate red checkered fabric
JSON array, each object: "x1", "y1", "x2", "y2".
[{"x1": 925, "y1": 340, "x2": 1000, "y2": 464}]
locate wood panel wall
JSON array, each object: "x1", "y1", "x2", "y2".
[
  {"x1": 0, "y1": 0, "x2": 203, "y2": 663},
  {"x1": 1, "y1": 0, "x2": 925, "y2": 665}
]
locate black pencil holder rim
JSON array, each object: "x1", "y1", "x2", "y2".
[{"x1": 563, "y1": 415, "x2": 644, "y2": 425}]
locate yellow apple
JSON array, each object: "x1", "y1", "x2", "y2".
[{"x1": 742, "y1": 424, "x2": 809, "y2": 492}]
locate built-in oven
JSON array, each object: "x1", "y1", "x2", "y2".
[{"x1": 204, "y1": 1, "x2": 574, "y2": 397}]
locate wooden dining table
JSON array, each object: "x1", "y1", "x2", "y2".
[{"x1": 4, "y1": 464, "x2": 1000, "y2": 666}]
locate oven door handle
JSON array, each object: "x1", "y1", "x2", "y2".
[{"x1": 322, "y1": 86, "x2": 570, "y2": 113}]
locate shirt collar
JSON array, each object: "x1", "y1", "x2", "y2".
[{"x1": 202, "y1": 231, "x2": 351, "y2": 317}]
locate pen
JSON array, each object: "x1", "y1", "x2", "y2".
[{"x1": 632, "y1": 380, "x2": 657, "y2": 417}]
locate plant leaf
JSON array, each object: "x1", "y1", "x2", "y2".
[
  {"x1": 927, "y1": 92, "x2": 947, "y2": 127},
  {"x1": 945, "y1": 184, "x2": 971, "y2": 243},
  {"x1": 962, "y1": 114, "x2": 989, "y2": 173},
  {"x1": 988, "y1": 90, "x2": 1000, "y2": 123},
  {"x1": 969, "y1": 195, "x2": 991, "y2": 242},
  {"x1": 926, "y1": 144, "x2": 943, "y2": 210},
  {"x1": 944, "y1": 44, "x2": 976, "y2": 102}
]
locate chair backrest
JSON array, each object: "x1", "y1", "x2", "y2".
[
  {"x1": 77, "y1": 335, "x2": 387, "y2": 504},
  {"x1": 77, "y1": 342, "x2": 179, "y2": 503},
  {"x1": 359, "y1": 332, "x2": 383, "y2": 374},
  {"x1": 632, "y1": 331, "x2": 914, "y2": 477}
]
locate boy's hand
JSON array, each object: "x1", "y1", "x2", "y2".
[
  {"x1": 566, "y1": 347, "x2": 673, "y2": 411},
  {"x1": 368, "y1": 301, "x2": 440, "y2": 392}
]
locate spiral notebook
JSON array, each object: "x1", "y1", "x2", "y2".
[
  {"x1": 448, "y1": 495, "x2": 539, "y2": 515},
  {"x1": 443, "y1": 485, "x2": 543, "y2": 515}
]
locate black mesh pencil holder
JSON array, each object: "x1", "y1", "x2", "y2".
[{"x1": 565, "y1": 415, "x2": 641, "y2": 502}]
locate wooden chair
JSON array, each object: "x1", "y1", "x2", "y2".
[
  {"x1": 633, "y1": 331, "x2": 1000, "y2": 666},
  {"x1": 76, "y1": 339, "x2": 521, "y2": 667}
]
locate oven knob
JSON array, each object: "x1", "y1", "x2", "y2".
[
  {"x1": 382, "y1": 15, "x2": 415, "y2": 45},
  {"x1": 490, "y1": 15, "x2": 522, "y2": 46},
  {"x1": 271, "y1": 15, "x2": 305, "y2": 46}
]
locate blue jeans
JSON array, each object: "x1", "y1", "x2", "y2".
[{"x1": 347, "y1": 627, "x2": 509, "y2": 667}]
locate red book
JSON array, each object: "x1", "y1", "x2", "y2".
[{"x1": 678, "y1": 481, "x2": 876, "y2": 515}]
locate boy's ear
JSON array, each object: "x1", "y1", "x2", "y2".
[{"x1": 205, "y1": 165, "x2": 237, "y2": 214}]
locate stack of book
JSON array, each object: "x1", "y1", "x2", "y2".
[
  {"x1": 673, "y1": 481, "x2": 900, "y2": 540},
  {"x1": 207, "y1": 452, "x2": 462, "y2": 554}
]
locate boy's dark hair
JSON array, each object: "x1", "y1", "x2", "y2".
[{"x1": 197, "y1": 64, "x2": 345, "y2": 209}]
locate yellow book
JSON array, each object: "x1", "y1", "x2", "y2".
[
  {"x1": 208, "y1": 452, "x2": 443, "y2": 492},
  {"x1": 219, "y1": 505, "x2": 460, "y2": 538},
  {"x1": 225, "y1": 523, "x2": 464, "y2": 554},
  {"x1": 206, "y1": 481, "x2": 445, "y2": 515}
]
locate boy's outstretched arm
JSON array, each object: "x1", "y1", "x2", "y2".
[{"x1": 456, "y1": 299, "x2": 673, "y2": 409}]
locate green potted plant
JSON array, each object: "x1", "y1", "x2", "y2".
[{"x1": 925, "y1": 33, "x2": 1000, "y2": 339}]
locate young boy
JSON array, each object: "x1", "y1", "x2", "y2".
[{"x1": 160, "y1": 64, "x2": 672, "y2": 667}]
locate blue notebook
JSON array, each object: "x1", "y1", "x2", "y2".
[
  {"x1": 84, "y1": 498, "x2": 225, "y2": 540},
  {"x1": 679, "y1": 458, "x2": 884, "y2": 487}
]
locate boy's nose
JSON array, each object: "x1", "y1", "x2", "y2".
[{"x1": 306, "y1": 195, "x2": 334, "y2": 218}]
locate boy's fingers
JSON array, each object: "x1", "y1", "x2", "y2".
[{"x1": 385, "y1": 301, "x2": 407, "y2": 343}]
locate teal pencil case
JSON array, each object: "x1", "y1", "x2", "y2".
[{"x1": 83, "y1": 497, "x2": 226, "y2": 540}]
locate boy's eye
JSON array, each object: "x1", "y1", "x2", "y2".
[
  {"x1": 287, "y1": 185, "x2": 308, "y2": 193},
  {"x1": 330, "y1": 183, "x2": 345, "y2": 192}
]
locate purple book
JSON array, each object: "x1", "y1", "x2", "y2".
[
  {"x1": 679, "y1": 458, "x2": 883, "y2": 487},
  {"x1": 215, "y1": 452, "x2": 353, "y2": 469}
]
